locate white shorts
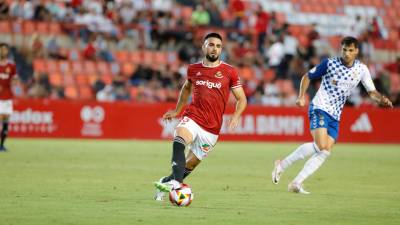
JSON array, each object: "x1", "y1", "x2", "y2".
[
  {"x1": 0, "y1": 100, "x2": 13, "y2": 115},
  {"x1": 175, "y1": 116, "x2": 218, "y2": 160}
]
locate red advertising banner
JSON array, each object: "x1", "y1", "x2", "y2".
[{"x1": 9, "y1": 99, "x2": 400, "y2": 143}]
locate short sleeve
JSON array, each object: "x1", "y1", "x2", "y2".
[
  {"x1": 230, "y1": 68, "x2": 242, "y2": 89},
  {"x1": 187, "y1": 65, "x2": 193, "y2": 82},
  {"x1": 308, "y1": 58, "x2": 329, "y2": 79},
  {"x1": 360, "y1": 65, "x2": 376, "y2": 92},
  {"x1": 11, "y1": 64, "x2": 17, "y2": 78}
]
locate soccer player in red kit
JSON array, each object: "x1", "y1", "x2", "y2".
[
  {"x1": 0, "y1": 43, "x2": 17, "y2": 151},
  {"x1": 154, "y1": 33, "x2": 247, "y2": 200}
]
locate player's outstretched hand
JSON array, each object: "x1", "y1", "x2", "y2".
[
  {"x1": 295, "y1": 97, "x2": 306, "y2": 107},
  {"x1": 228, "y1": 115, "x2": 240, "y2": 132},
  {"x1": 381, "y1": 96, "x2": 393, "y2": 108},
  {"x1": 163, "y1": 110, "x2": 179, "y2": 121}
]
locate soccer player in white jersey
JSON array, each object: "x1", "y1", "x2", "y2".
[{"x1": 271, "y1": 36, "x2": 393, "y2": 194}]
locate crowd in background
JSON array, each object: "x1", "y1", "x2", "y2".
[{"x1": 0, "y1": 0, "x2": 399, "y2": 107}]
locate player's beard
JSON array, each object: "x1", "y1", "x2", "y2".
[{"x1": 206, "y1": 53, "x2": 219, "y2": 62}]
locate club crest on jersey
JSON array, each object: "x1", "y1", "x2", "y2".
[
  {"x1": 214, "y1": 71, "x2": 223, "y2": 78},
  {"x1": 332, "y1": 79, "x2": 338, "y2": 86},
  {"x1": 5, "y1": 67, "x2": 10, "y2": 74},
  {"x1": 201, "y1": 144, "x2": 211, "y2": 152}
]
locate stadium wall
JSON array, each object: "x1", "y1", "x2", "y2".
[{"x1": 9, "y1": 99, "x2": 400, "y2": 143}]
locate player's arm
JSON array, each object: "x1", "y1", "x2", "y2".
[
  {"x1": 296, "y1": 74, "x2": 311, "y2": 107},
  {"x1": 368, "y1": 90, "x2": 393, "y2": 108},
  {"x1": 163, "y1": 80, "x2": 193, "y2": 121},
  {"x1": 361, "y1": 66, "x2": 393, "y2": 108},
  {"x1": 229, "y1": 87, "x2": 247, "y2": 130},
  {"x1": 297, "y1": 58, "x2": 329, "y2": 107}
]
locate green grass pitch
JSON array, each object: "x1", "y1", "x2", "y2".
[{"x1": 0, "y1": 139, "x2": 399, "y2": 225}]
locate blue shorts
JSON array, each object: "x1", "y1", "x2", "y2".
[{"x1": 308, "y1": 106, "x2": 339, "y2": 141}]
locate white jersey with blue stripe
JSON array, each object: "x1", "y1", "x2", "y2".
[{"x1": 308, "y1": 57, "x2": 376, "y2": 121}]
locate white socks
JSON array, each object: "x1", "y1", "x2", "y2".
[
  {"x1": 280, "y1": 142, "x2": 318, "y2": 170},
  {"x1": 292, "y1": 150, "x2": 330, "y2": 184}
]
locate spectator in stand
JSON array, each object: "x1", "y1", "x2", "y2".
[
  {"x1": 191, "y1": 4, "x2": 210, "y2": 26},
  {"x1": 119, "y1": 1, "x2": 136, "y2": 24},
  {"x1": 47, "y1": 35, "x2": 67, "y2": 60},
  {"x1": 368, "y1": 16, "x2": 382, "y2": 39},
  {"x1": 358, "y1": 33, "x2": 375, "y2": 60},
  {"x1": 83, "y1": 34, "x2": 97, "y2": 60},
  {"x1": 280, "y1": 25, "x2": 299, "y2": 78},
  {"x1": 0, "y1": 0, "x2": 9, "y2": 20},
  {"x1": 384, "y1": 57, "x2": 400, "y2": 74},
  {"x1": 304, "y1": 23, "x2": 320, "y2": 60},
  {"x1": 152, "y1": 0, "x2": 173, "y2": 12},
  {"x1": 231, "y1": 40, "x2": 256, "y2": 66},
  {"x1": 95, "y1": 35, "x2": 114, "y2": 62},
  {"x1": 30, "y1": 34, "x2": 45, "y2": 59},
  {"x1": 96, "y1": 85, "x2": 115, "y2": 102},
  {"x1": 112, "y1": 75, "x2": 130, "y2": 100},
  {"x1": 262, "y1": 79, "x2": 281, "y2": 106},
  {"x1": 9, "y1": 0, "x2": 24, "y2": 19},
  {"x1": 348, "y1": 15, "x2": 367, "y2": 38},
  {"x1": 253, "y1": 5, "x2": 269, "y2": 54},
  {"x1": 27, "y1": 73, "x2": 51, "y2": 98},
  {"x1": 34, "y1": 0, "x2": 52, "y2": 21},
  {"x1": 206, "y1": 1, "x2": 223, "y2": 27},
  {"x1": 230, "y1": 0, "x2": 245, "y2": 30},
  {"x1": 46, "y1": 0, "x2": 65, "y2": 21},
  {"x1": 266, "y1": 36, "x2": 285, "y2": 74}
]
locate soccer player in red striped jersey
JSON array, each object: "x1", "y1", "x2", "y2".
[
  {"x1": 154, "y1": 33, "x2": 247, "y2": 200},
  {"x1": 0, "y1": 43, "x2": 18, "y2": 151}
]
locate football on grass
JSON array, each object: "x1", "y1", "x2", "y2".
[{"x1": 169, "y1": 183, "x2": 193, "y2": 207}]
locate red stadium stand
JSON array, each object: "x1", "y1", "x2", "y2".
[
  {"x1": 115, "y1": 51, "x2": 129, "y2": 62},
  {"x1": 129, "y1": 51, "x2": 142, "y2": 64},
  {"x1": 64, "y1": 85, "x2": 78, "y2": 99},
  {"x1": 22, "y1": 21, "x2": 36, "y2": 35},
  {"x1": 78, "y1": 85, "x2": 93, "y2": 99},
  {"x1": 63, "y1": 74, "x2": 75, "y2": 86},
  {"x1": 121, "y1": 63, "x2": 136, "y2": 77},
  {"x1": 83, "y1": 61, "x2": 97, "y2": 74},
  {"x1": 75, "y1": 73, "x2": 89, "y2": 86},
  {"x1": 96, "y1": 61, "x2": 111, "y2": 75},
  {"x1": 0, "y1": 21, "x2": 11, "y2": 33},
  {"x1": 33, "y1": 59, "x2": 47, "y2": 73},
  {"x1": 49, "y1": 73, "x2": 63, "y2": 86},
  {"x1": 101, "y1": 74, "x2": 113, "y2": 85}
]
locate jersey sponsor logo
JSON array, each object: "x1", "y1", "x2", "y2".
[
  {"x1": 196, "y1": 71, "x2": 202, "y2": 76},
  {"x1": 201, "y1": 144, "x2": 211, "y2": 152},
  {"x1": 0, "y1": 73, "x2": 10, "y2": 79},
  {"x1": 350, "y1": 113, "x2": 372, "y2": 133},
  {"x1": 214, "y1": 71, "x2": 223, "y2": 78},
  {"x1": 195, "y1": 80, "x2": 222, "y2": 89}
]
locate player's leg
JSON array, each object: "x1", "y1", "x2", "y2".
[
  {"x1": 155, "y1": 126, "x2": 193, "y2": 190},
  {"x1": 289, "y1": 128, "x2": 334, "y2": 194},
  {"x1": 0, "y1": 114, "x2": 8, "y2": 151},
  {"x1": 154, "y1": 126, "x2": 193, "y2": 200},
  {"x1": 272, "y1": 142, "x2": 318, "y2": 184},
  {"x1": 160, "y1": 149, "x2": 201, "y2": 183}
]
